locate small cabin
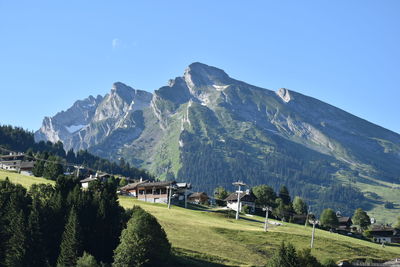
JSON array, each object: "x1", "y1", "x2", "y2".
[
  {"x1": 188, "y1": 192, "x2": 209, "y2": 204},
  {"x1": 225, "y1": 191, "x2": 257, "y2": 213}
]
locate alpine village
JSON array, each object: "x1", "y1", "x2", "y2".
[{"x1": 1, "y1": 2, "x2": 400, "y2": 267}]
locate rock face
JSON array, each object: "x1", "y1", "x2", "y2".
[
  {"x1": 35, "y1": 82, "x2": 152, "y2": 154},
  {"x1": 35, "y1": 62, "x2": 400, "y2": 216}
]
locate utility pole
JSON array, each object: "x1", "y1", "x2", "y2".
[
  {"x1": 168, "y1": 185, "x2": 173, "y2": 209},
  {"x1": 232, "y1": 181, "x2": 246, "y2": 220},
  {"x1": 305, "y1": 205, "x2": 311, "y2": 227},
  {"x1": 184, "y1": 189, "x2": 187, "y2": 209},
  {"x1": 310, "y1": 219, "x2": 316, "y2": 248},
  {"x1": 263, "y1": 206, "x2": 271, "y2": 232}
]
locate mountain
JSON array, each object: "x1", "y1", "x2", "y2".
[{"x1": 35, "y1": 62, "x2": 400, "y2": 219}]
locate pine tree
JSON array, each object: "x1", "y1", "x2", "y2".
[
  {"x1": 26, "y1": 199, "x2": 48, "y2": 267},
  {"x1": 5, "y1": 207, "x2": 27, "y2": 267},
  {"x1": 279, "y1": 185, "x2": 291, "y2": 205},
  {"x1": 252, "y1": 185, "x2": 277, "y2": 208},
  {"x1": 113, "y1": 206, "x2": 170, "y2": 267},
  {"x1": 57, "y1": 208, "x2": 81, "y2": 267}
]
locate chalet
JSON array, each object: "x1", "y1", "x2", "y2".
[
  {"x1": 188, "y1": 192, "x2": 209, "y2": 204},
  {"x1": 80, "y1": 175, "x2": 98, "y2": 189},
  {"x1": 370, "y1": 226, "x2": 398, "y2": 244},
  {"x1": 120, "y1": 179, "x2": 148, "y2": 197},
  {"x1": 80, "y1": 172, "x2": 110, "y2": 189},
  {"x1": 225, "y1": 190, "x2": 257, "y2": 213},
  {"x1": 337, "y1": 216, "x2": 353, "y2": 233},
  {"x1": 19, "y1": 161, "x2": 35, "y2": 176},
  {"x1": 137, "y1": 181, "x2": 174, "y2": 204}
]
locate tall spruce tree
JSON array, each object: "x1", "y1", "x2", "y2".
[
  {"x1": 279, "y1": 185, "x2": 291, "y2": 205},
  {"x1": 57, "y1": 208, "x2": 81, "y2": 267},
  {"x1": 5, "y1": 208, "x2": 27, "y2": 267},
  {"x1": 26, "y1": 199, "x2": 48, "y2": 267}
]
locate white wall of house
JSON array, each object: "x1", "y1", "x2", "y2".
[{"x1": 227, "y1": 201, "x2": 255, "y2": 212}]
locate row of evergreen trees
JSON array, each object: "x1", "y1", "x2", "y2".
[{"x1": 0, "y1": 175, "x2": 170, "y2": 267}]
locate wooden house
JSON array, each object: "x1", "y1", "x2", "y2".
[
  {"x1": 337, "y1": 216, "x2": 353, "y2": 233},
  {"x1": 188, "y1": 192, "x2": 209, "y2": 204},
  {"x1": 137, "y1": 181, "x2": 174, "y2": 204},
  {"x1": 225, "y1": 191, "x2": 257, "y2": 213},
  {"x1": 370, "y1": 226, "x2": 398, "y2": 244},
  {"x1": 120, "y1": 179, "x2": 148, "y2": 197}
]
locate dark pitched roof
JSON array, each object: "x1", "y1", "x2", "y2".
[
  {"x1": 338, "y1": 216, "x2": 352, "y2": 223},
  {"x1": 120, "y1": 180, "x2": 148, "y2": 191},
  {"x1": 138, "y1": 181, "x2": 175, "y2": 188},
  {"x1": 224, "y1": 192, "x2": 256, "y2": 202},
  {"x1": 20, "y1": 161, "x2": 35, "y2": 169},
  {"x1": 80, "y1": 177, "x2": 97, "y2": 183}
]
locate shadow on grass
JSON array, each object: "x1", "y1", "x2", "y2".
[{"x1": 171, "y1": 248, "x2": 228, "y2": 267}]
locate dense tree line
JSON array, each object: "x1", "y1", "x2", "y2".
[
  {"x1": 0, "y1": 124, "x2": 152, "y2": 180},
  {"x1": 0, "y1": 176, "x2": 170, "y2": 266}
]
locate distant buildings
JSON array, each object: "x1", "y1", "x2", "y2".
[{"x1": 0, "y1": 153, "x2": 35, "y2": 175}]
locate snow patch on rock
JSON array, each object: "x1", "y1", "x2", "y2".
[
  {"x1": 213, "y1": 84, "x2": 229, "y2": 91},
  {"x1": 65, "y1": 124, "x2": 86, "y2": 133}
]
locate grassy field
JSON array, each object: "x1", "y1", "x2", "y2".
[
  {"x1": 335, "y1": 172, "x2": 400, "y2": 225},
  {"x1": 0, "y1": 169, "x2": 55, "y2": 187},
  {"x1": 1, "y1": 169, "x2": 399, "y2": 266},
  {"x1": 119, "y1": 197, "x2": 400, "y2": 266}
]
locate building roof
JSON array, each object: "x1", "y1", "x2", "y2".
[
  {"x1": 188, "y1": 192, "x2": 209, "y2": 199},
  {"x1": 138, "y1": 181, "x2": 175, "y2": 188},
  {"x1": 20, "y1": 161, "x2": 35, "y2": 169},
  {"x1": 338, "y1": 216, "x2": 352, "y2": 224},
  {"x1": 120, "y1": 180, "x2": 148, "y2": 191},
  {"x1": 0, "y1": 153, "x2": 25, "y2": 159},
  {"x1": 80, "y1": 177, "x2": 98, "y2": 183},
  {"x1": 225, "y1": 192, "x2": 257, "y2": 202}
]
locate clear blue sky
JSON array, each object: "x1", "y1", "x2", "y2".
[{"x1": 1, "y1": 1, "x2": 399, "y2": 133}]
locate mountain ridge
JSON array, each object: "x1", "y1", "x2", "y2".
[{"x1": 35, "y1": 62, "x2": 400, "y2": 219}]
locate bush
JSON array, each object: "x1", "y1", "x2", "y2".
[
  {"x1": 242, "y1": 205, "x2": 250, "y2": 214},
  {"x1": 113, "y1": 206, "x2": 171, "y2": 267},
  {"x1": 384, "y1": 201, "x2": 394, "y2": 209},
  {"x1": 76, "y1": 252, "x2": 100, "y2": 267}
]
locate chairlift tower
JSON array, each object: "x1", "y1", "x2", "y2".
[{"x1": 232, "y1": 181, "x2": 246, "y2": 220}]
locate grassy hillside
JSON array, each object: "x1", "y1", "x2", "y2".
[
  {"x1": 2, "y1": 170, "x2": 399, "y2": 266},
  {"x1": 0, "y1": 169, "x2": 55, "y2": 187},
  {"x1": 119, "y1": 197, "x2": 400, "y2": 266}
]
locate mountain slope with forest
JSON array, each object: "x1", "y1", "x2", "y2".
[{"x1": 35, "y1": 63, "x2": 400, "y2": 219}]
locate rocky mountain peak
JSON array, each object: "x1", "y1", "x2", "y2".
[
  {"x1": 110, "y1": 82, "x2": 136, "y2": 104},
  {"x1": 184, "y1": 62, "x2": 231, "y2": 88}
]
